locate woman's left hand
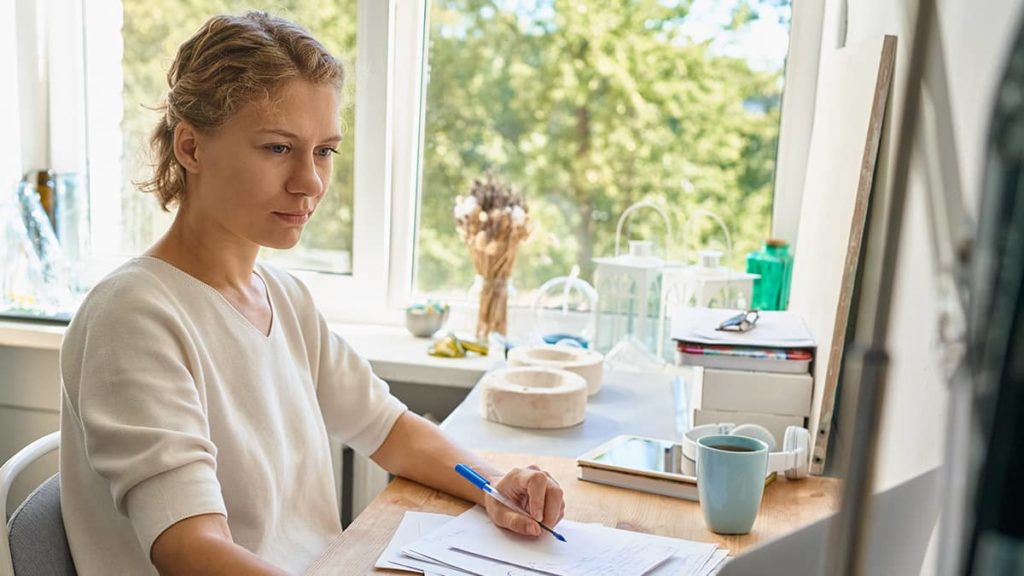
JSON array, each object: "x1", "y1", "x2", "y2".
[{"x1": 484, "y1": 465, "x2": 565, "y2": 537}]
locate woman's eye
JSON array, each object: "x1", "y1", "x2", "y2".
[
  {"x1": 267, "y1": 144, "x2": 289, "y2": 154},
  {"x1": 316, "y1": 147, "x2": 339, "y2": 158}
]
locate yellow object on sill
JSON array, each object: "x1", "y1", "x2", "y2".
[{"x1": 428, "y1": 332, "x2": 489, "y2": 358}]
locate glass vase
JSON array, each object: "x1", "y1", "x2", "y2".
[{"x1": 468, "y1": 274, "x2": 515, "y2": 341}]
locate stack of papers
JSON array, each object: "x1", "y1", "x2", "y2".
[
  {"x1": 670, "y1": 308, "x2": 816, "y2": 373},
  {"x1": 671, "y1": 308, "x2": 815, "y2": 349},
  {"x1": 376, "y1": 507, "x2": 729, "y2": 576}
]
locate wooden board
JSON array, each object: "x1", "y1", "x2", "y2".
[
  {"x1": 789, "y1": 35, "x2": 898, "y2": 475},
  {"x1": 307, "y1": 451, "x2": 841, "y2": 574}
]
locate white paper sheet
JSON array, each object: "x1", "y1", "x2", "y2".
[
  {"x1": 697, "y1": 550, "x2": 730, "y2": 576},
  {"x1": 441, "y1": 507, "x2": 689, "y2": 576},
  {"x1": 671, "y1": 308, "x2": 816, "y2": 348},
  {"x1": 390, "y1": 557, "x2": 475, "y2": 576},
  {"x1": 400, "y1": 506, "x2": 724, "y2": 576},
  {"x1": 374, "y1": 511, "x2": 475, "y2": 576},
  {"x1": 403, "y1": 508, "x2": 561, "y2": 576},
  {"x1": 603, "y1": 526, "x2": 717, "y2": 576}
]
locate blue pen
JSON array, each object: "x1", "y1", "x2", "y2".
[{"x1": 455, "y1": 464, "x2": 567, "y2": 543}]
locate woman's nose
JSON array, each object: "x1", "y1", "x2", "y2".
[{"x1": 286, "y1": 155, "x2": 325, "y2": 196}]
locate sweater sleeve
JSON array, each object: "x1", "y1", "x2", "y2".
[
  {"x1": 311, "y1": 311, "x2": 408, "y2": 456},
  {"x1": 61, "y1": 276, "x2": 227, "y2": 558}
]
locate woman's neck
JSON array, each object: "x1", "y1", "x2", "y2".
[{"x1": 146, "y1": 208, "x2": 260, "y2": 293}]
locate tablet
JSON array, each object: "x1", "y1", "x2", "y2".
[{"x1": 577, "y1": 435, "x2": 697, "y2": 483}]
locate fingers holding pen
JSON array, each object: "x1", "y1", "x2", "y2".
[
  {"x1": 542, "y1": 474, "x2": 566, "y2": 527},
  {"x1": 491, "y1": 465, "x2": 565, "y2": 532},
  {"x1": 456, "y1": 462, "x2": 565, "y2": 539},
  {"x1": 524, "y1": 466, "x2": 550, "y2": 521},
  {"x1": 485, "y1": 497, "x2": 543, "y2": 537},
  {"x1": 521, "y1": 465, "x2": 565, "y2": 527}
]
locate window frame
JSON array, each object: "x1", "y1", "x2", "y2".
[
  {"x1": 19, "y1": 0, "x2": 821, "y2": 327},
  {"x1": 2, "y1": 0, "x2": 25, "y2": 191},
  {"x1": 301, "y1": 0, "x2": 399, "y2": 324},
  {"x1": 13, "y1": 0, "x2": 89, "y2": 195},
  {"x1": 771, "y1": 0, "x2": 825, "y2": 245}
]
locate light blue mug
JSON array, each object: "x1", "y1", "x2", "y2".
[{"x1": 696, "y1": 434, "x2": 769, "y2": 535}]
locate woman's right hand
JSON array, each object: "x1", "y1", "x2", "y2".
[{"x1": 483, "y1": 465, "x2": 566, "y2": 537}]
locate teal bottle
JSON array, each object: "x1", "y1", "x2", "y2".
[{"x1": 746, "y1": 239, "x2": 793, "y2": 310}]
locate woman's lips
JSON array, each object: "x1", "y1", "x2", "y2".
[{"x1": 273, "y1": 211, "x2": 311, "y2": 225}]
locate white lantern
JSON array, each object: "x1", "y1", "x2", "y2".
[
  {"x1": 656, "y1": 209, "x2": 757, "y2": 359},
  {"x1": 592, "y1": 201, "x2": 675, "y2": 353},
  {"x1": 662, "y1": 249, "x2": 758, "y2": 310}
]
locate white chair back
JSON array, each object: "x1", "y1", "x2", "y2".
[{"x1": 0, "y1": 432, "x2": 62, "y2": 576}]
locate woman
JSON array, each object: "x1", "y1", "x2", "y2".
[{"x1": 59, "y1": 12, "x2": 564, "y2": 576}]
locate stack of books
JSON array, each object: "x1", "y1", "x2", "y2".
[{"x1": 671, "y1": 308, "x2": 816, "y2": 443}]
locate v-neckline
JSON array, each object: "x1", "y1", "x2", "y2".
[{"x1": 138, "y1": 256, "x2": 275, "y2": 339}]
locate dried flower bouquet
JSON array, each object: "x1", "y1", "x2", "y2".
[{"x1": 454, "y1": 173, "x2": 531, "y2": 339}]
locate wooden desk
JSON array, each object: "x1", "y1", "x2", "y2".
[{"x1": 307, "y1": 452, "x2": 841, "y2": 575}]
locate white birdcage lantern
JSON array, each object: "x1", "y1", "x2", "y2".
[
  {"x1": 657, "y1": 209, "x2": 758, "y2": 358},
  {"x1": 593, "y1": 201, "x2": 675, "y2": 353},
  {"x1": 663, "y1": 249, "x2": 758, "y2": 309}
]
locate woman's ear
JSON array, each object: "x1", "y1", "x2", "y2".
[{"x1": 173, "y1": 121, "x2": 202, "y2": 174}]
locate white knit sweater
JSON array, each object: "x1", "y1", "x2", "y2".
[{"x1": 59, "y1": 257, "x2": 407, "y2": 575}]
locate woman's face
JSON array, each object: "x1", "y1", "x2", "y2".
[{"x1": 184, "y1": 79, "x2": 342, "y2": 250}]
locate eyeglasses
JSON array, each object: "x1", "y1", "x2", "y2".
[{"x1": 716, "y1": 309, "x2": 760, "y2": 333}]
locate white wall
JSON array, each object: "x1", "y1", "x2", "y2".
[
  {"x1": 818, "y1": 0, "x2": 1021, "y2": 573},
  {"x1": 0, "y1": 346, "x2": 61, "y2": 518},
  {"x1": 825, "y1": 0, "x2": 1021, "y2": 488}
]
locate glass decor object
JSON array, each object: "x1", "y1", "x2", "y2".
[
  {"x1": 1, "y1": 190, "x2": 44, "y2": 312},
  {"x1": 54, "y1": 173, "x2": 90, "y2": 261},
  {"x1": 746, "y1": 239, "x2": 794, "y2": 311},
  {"x1": 31, "y1": 170, "x2": 57, "y2": 228},
  {"x1": 1, "y1": 181, "x2": 71, "y2": 317},
  {"x1": 530, "y1": 265, "x2": 599, "y2": 348},
  {"x1": 593, "y1": 201, "x2": 674, "y2": 353},
  {"x1": 466, "y1": 274, "x2": 517, "y2": 339},
  {"x1": 54, "y1": 173, "x2": 92, "y2": 296}
]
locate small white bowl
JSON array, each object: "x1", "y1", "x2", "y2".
[{"x1": 405, "y1": 304, "x2": 449, "y2": 338}]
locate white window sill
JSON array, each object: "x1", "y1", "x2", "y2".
[
  {"x1": 0, "y1": 319, "x2": 495, "y2": 389},
  {"x1": 0, "y1": 319, "x2": 66, "y2": 350},
  {"x1": 324, "y1": 323, "x2": 497, "y2": 389}
]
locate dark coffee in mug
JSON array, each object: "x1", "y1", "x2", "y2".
[{"x1": 708, "y1": 444, "x2": 756, "y2": 453}]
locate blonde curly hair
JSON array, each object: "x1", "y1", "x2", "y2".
[{"x1": 139, "y1": 11, "x2": 344, "y2": 210}]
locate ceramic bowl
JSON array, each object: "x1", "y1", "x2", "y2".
[{"x1": 405, "y1": 303, "x2": 450, "y2": 338}]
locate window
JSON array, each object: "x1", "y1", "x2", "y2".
[
  {"x1": 13, "y1": 0, "x2": 815, "y2": 325},
  {"x1": 0, "y1": 0, "x2": 394, "y2": 322},
  {"x1": 81, "y1": 0, "x2": 396, "y2": 323},
  {"x1": 412, "y1": 0, "x2": 793, "y2": 304},
  {"x1": 89, "y1": 0, "x2": 359, "y2": 274}
]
